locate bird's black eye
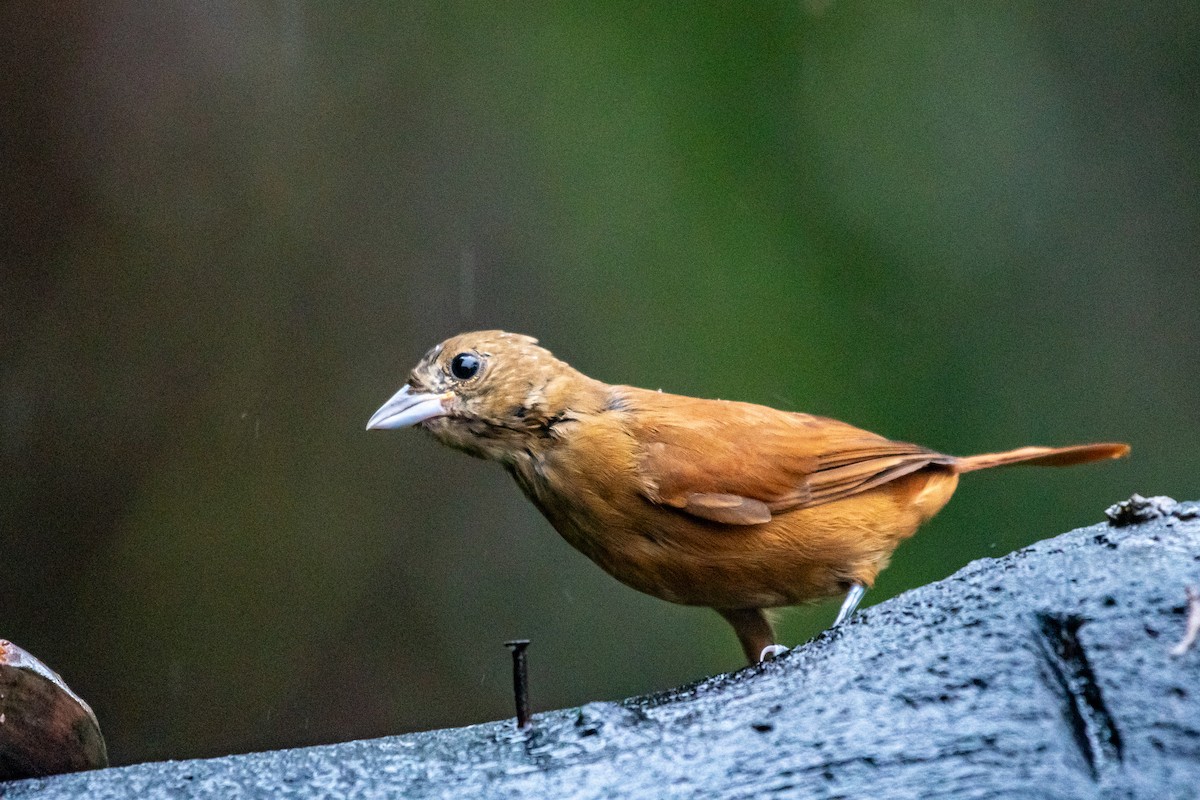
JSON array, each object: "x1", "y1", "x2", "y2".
[{"x1": 449, "y1": 352, "x2": 481, "y2": 380}]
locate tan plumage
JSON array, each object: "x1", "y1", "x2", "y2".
[{"x1": 368, "y1": 331, "x2": 1130, "y2": 664}]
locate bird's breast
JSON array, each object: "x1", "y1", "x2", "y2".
[{"x1": 503, "y1": 424, "x2": 690, "y2": 598}]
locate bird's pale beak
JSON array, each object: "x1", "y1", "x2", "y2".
[{"x1": 366, "y1": 385, "x2": 453, "y2": 430}]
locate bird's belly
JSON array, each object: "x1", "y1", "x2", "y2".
[{"x1": 535, "y1": 468, "x2": 958, "y2": 610}]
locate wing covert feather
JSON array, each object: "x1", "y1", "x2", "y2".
[{"x1": 615, "y1": 387, "x2": 951, "y2": 525}]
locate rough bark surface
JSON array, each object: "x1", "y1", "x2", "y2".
[{"x1": 6, "y1": 495, "x2": 1200, "y2": 799}]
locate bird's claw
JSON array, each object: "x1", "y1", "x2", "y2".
[{"x1": 759, "y1": 644, "x2": 790, "y2": 661}]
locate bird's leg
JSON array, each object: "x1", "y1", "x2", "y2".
[
  {"x1": 834, "y1": 583, "x2": 866, "y2": 626},
  {"x1": 715, "y1": 608, "x2": 784, "y2": 664}
]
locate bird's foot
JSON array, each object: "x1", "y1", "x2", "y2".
[
  {"x1": 834, "y1": 583, "x2": 866, "y2": 626},
  {"x1": 758, "y1": 644, "x2": 790, "y2": 661}
]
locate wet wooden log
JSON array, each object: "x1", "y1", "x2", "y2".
[
  {"x1": 4, "y1": 495, "x2": 1199, "y2": 798},
  {"x1": 0, "y1": 641, "x2": 107, "y2": 780}
]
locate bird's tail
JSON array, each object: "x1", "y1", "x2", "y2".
[{"x1": 952, "y1": 442, "x2": 1130, "y2": 474}]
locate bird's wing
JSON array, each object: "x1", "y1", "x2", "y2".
[{"x1": 619, "y1": 387, "x2": 952, "y2": 525}]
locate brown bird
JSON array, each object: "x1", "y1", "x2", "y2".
[{"x1": 367, "y1": 331, "x2": 1129, "y2": 664}]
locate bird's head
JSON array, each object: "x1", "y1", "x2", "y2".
[{"x1": 366, "y1": 330, "x2": 598, "y2": 461}]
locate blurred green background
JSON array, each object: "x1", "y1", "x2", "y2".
[{"x1": 2, "y1": 1, "x2": 1197, "y2": 765}]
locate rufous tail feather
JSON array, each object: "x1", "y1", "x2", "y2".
[{"x1": 952, "y1": 443, "x2": 1130, "y2": 474}]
